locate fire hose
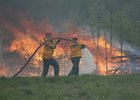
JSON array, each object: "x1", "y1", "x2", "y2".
[{"x1": 11, "y1": 38, "x2": 73, "y2": 78}]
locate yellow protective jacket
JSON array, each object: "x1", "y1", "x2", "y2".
[
  {"x1": 70, "y1": 43, "x2": 83, "y2": 58},
  {"x1": 42, "y1": 38, "x2": 56, "y2": 59}
]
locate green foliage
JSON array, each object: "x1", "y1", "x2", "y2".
[{"x1": 0, "y1": 75, "x2": 140, "y2": 100}]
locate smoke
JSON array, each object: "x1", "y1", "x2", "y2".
[
  {"x1": 0, "y1": 30, "x2": 13, "y2": 59},
  {"x1": 0, "y1": 1, "x2": 140, "y2": 77},
  {"x1": 111, "y1": 37, "x2": 140, "y2": 56}
]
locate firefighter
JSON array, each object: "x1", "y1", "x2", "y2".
[
  {"x1": 42, "y1": 31, "x2": 61, "y2": 77},
  {"x1": 68, "y1": 34, "x2": 86, "y2": 76}
]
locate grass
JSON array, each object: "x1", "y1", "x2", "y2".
[{"x1": 0, "y1": 74, "x2": 140, "y2": 100}]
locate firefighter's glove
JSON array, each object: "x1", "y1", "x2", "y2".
[
  {"x1": 81, "y1": 44, "x2": 86, "y2": 49},
  {"x1": 56, "y1": 39, "x2": 62, "y2": 44}
]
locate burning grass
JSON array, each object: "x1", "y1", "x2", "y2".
[
  {"x1": 0, "y1": 9, "x2": 132, "y2": 77},
  {"x1": 0, "y1": 65, "x2": 9, "y2": 76},
  {"x1": 0, "y1": 74, "x2": 140, "y2": 100}
]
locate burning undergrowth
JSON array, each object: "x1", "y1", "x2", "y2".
[{"x1": 0, "y1": 9, "x2": 140, "y2": 77}]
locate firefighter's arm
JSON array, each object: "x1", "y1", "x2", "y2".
[
  {"x1": 45, "y1": 41, "x2": 56, "y2": 49},
  {"x1": 49, "y1": 42, "x2": 56, "y2": 49},
  {"x1": 43, "y1": 38, "x2": 48, "y2": 46},
  {"x1": 55, "y1": 38, "x2": 62, "y2": 44}
]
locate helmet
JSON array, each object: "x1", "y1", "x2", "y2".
[
  {"x1": 45, "y1": 31, "x2": 52, "y2": 36},
  {"x1": 71, "y1": 33, "x2": 78, "y2": 40}
]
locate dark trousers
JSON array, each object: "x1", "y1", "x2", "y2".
[
  {"x1": 42, "y1": 58, "x2": 59, "y2": 77},
  {"x1": 69, "y1": 57, "x2": 80, "y2": 76}
]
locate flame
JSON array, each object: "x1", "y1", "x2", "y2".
[
  {"x1": 0, "y1": 65, "x2": 9, "y2": 76},
  {"x1": 0, "y1": 10, "x2": 130, "y2": 76},
  {"x1": 79, "y1": 36, "x2": 128, "y2": 75}
]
